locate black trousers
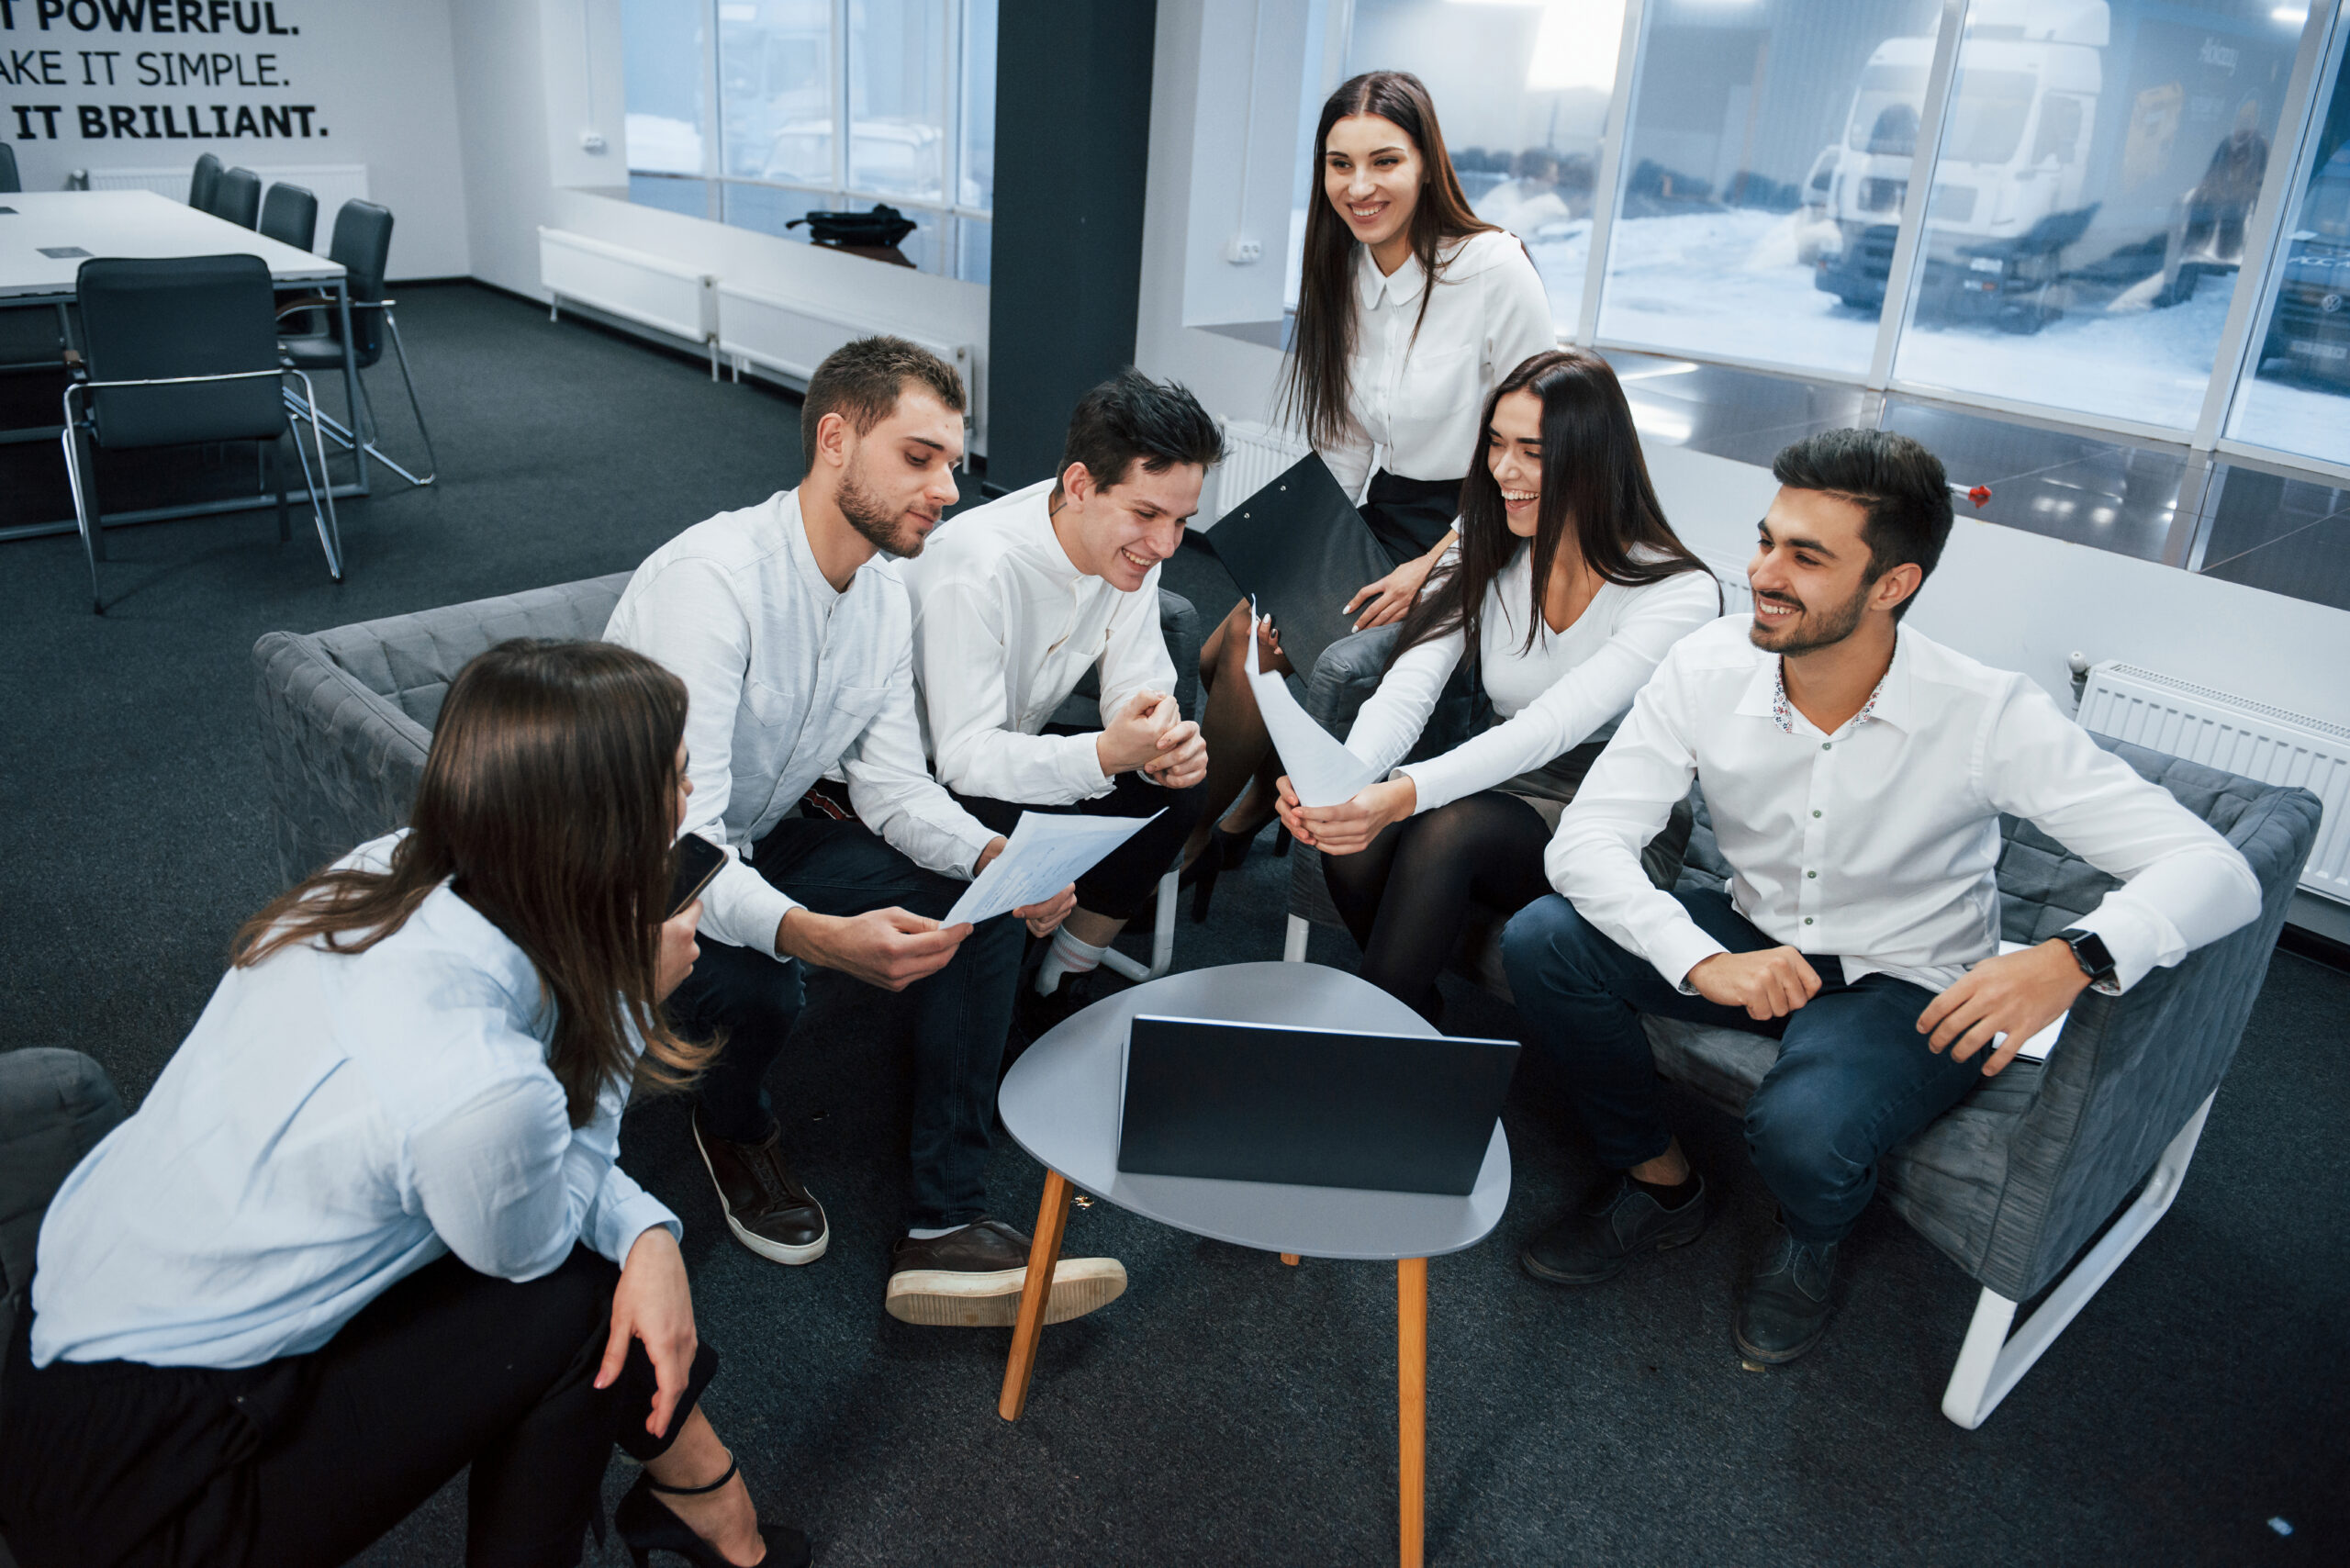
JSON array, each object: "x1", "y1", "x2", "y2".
[
  {"x1": 0, "y1": 1248, "x2": 716, "y2": 1568},
  {"x1": 664, "y1": 813, "x2": 1024, "y2": 1227},
  {"x1": 954, "y1": 767, "x2": 1209, "y2": 923}
]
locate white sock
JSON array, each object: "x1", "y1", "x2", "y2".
[
  {"x1": 907, "y1": 1225, "x2": 960, "y2": 1240},
  {"x1": 1035, "y1": 929, "x2": 1108, "y2": 995}
]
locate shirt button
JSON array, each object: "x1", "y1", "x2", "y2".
[
  {"x1": 1805, "y1": 916, "x2": 1815, "y2": 924},
  {"x1": 1820, "y1": 742, "x2": 1832, "y2": 751},
  {"x1": 1807, "y1": 870, "x2": 1817, "y2": 879},
  {"x1": 1812, "y1": 810, "x2": 1822, "y2": 818}
]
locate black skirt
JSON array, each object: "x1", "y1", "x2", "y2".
[{"x1": 1359, "y1": 470, "x2": 1463, "y2": 566}]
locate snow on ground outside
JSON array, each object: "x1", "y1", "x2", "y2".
[{"x1": 1511, "y1": 207, "x2": 2350, "y2": 457}]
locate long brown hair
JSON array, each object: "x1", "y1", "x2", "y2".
[
  {"x1": 235, "y1": 640, "x2": 711, "y2": 1126},
  {"x1": 1393, "y1": 348, "x2": 1718, "y2": 666},
  {"x1": 1281, "y1": 71, "x2": 1498, "y2": 452}
]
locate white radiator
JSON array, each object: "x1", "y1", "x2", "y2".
[
  {"x1": 538, "y1": 228, "x2": 715, "y2": 349},
  {"x1": 714, "y1": 281, "x2": 973, "y2": 403},
  {"x1": 85, "y1": 162, "x2": 371, "y2": 218},
  {"x1": 2078, "y1": 662, "x2": 2350, "y2": 905},
  {"x1": 1203, "y1": 419, "x2": 1311, "y2": 528},
  {"x1": 1699, "y1": 552, "x2": 1754, "y2": 615}
]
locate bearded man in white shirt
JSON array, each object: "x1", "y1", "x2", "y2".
[
  {"x1": 901, "y1": 370, "x2": 1220, "y2": 1031},
  {"x1": 606, "y1": 336, "x2": 1124, "y2": 1331},
  {"x1": 1501, "y1": 429, "x2": 2261, "y2": 1364}
]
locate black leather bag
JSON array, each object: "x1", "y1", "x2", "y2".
[{"x1": 787, "y1": 204, "x2": 919, "y2": 248}]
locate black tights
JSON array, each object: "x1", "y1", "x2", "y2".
[{"x1": 1322, "y1": 791, "x2": 1555, "y2": 1022}]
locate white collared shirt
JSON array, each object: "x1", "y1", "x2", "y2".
[
  {"x1": 1344, "y1": 549, "x2": 1720, "y2": 812},
  {"x1": 605, "y1": 487, "x2": 997, "y2": 954},
  {"x1": 1549, "y1": 616, "x2": 2263, "y2": 996},
  {"x1": 1318, "y1": 229, "x2": 1558, "y2": 502},
  {"x1": 900, "y1": 478, "x2": 1179, "y2": 805},
  {"x1": 32, "y1": 833, "x2": 677, "y2": 1371}
]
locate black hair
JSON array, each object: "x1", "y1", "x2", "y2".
[
  {"x1": 801, "y1": 335, "x2": 966, "y2": 461},
  {"x1": 1059, "y1": 368, "x2": 1225, "y2": 492},
  {"x1": 1770, "y1": 429, "x2": 1953, "y2": 621}
]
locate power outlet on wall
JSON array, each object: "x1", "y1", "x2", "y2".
[
  {"x1": 579, "y1": 130, "x2": 609, "y2": 154},
  {"x1": 1224, "y1": 235, "x2": 1263, "y2": 265}
]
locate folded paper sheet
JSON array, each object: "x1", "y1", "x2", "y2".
[
  {"x1": 1244, "y1": 610, "x2": 1378, "y2": 808},
  {"x1": 942, "y1": 809, "x2": 1164, "y2": 927}
]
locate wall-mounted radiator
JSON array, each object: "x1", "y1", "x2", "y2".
[
  {"x1": 538, "y1": 228, "x2": 717, "y2": 373},
  {"x1": 1203, "y1": 420, "x2": 1312, "y2": 528},
  {"x1": 2078, "y1": 662, "x2": 2350, "y2": 906},
  {"x1": 713, "y1": 283, "x2": 974, "y2": 436},
  {"x1": 84, "y1": 163, "x2": 372, "y2": 217}
]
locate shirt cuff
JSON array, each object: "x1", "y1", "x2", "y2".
[
  {"x1": 1063, "y1": 730, "x2": 1114, "y2": 801},
  {"x1": 1393, "y1": 759, "x2": 1462, "y2": 815},
  {"x1": 592, "y1": 1190, "x2": 682, "y2": 1268},
  {"x1": 1650, "y1": 922, "x2": 1731, "y2": 996}
]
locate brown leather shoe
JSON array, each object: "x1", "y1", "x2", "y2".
[
  {"x1": 692, "y1": 1109, "x2": 829, "y2": 1265},
  {"x1": 884, "y1": 1216, "x2": 1126, "y2": 1327}
]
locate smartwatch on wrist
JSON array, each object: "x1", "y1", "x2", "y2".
[{"x1": 2054, "y1": 927, "x2": 2120, "y2": 995}]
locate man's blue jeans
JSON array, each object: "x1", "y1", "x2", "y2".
[{"x1": 1501, "y1": 888, "x2": 1983, "y2": 1244}]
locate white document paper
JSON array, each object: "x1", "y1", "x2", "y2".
[
  {"x1": 1991, "y1": 941, "x2": 2067, "y2": 1062},
  {"x1": 942, "y1": 809, "x2": 1164, "y2": 927},
  {"x1": 1244, "y1": 610, "x2": 1378, "y2": 807}
]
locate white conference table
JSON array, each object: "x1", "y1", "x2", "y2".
[{"x1": 0, "y1": 188, "x2": 368, "y2": 542}]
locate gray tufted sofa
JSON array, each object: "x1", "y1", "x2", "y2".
[
  {"x1": 253, "y1": 574, "x2": 1203, "y2": 890},
  {"x1": 1284, "y1": 623, "x2": 2322, "y2": 1428}
]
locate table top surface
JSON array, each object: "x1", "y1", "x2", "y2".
[
  {"x1": 0, "y1": 189, "x2": 342, "y2": 300},
  {"x1": 998, "y1": 961, "x2": 1511, "y2": 1261}
]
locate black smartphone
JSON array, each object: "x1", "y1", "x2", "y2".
[{"x1": 667, "y1": 833, "x2": 727, "y2": 919}]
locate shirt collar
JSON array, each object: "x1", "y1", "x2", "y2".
[
  {"x1": 1744, "y1": 627, "x2": 1914, "y2": 736},
  {"x1": 1015, "y1": 480, "x2": 1085, "y2": 588},
  {"x1": 1356, "y1": 242, "x2": 1426, "y2": 311},
  {"x1": 777, "y1": 485, "x2": 850, "y2": 603}
]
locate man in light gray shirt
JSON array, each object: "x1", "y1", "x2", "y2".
[{"x1": 606, "y1": 337, "x2": 1123, "y2": 1330}]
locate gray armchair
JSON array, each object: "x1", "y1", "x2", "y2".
[
  {"x1": 0, "y1": 1050, "x2": 127, "y2": 1441},
  {"x1": 1282, "y1": 633, "x2": 2322, "y2": 1428},
  {"x1": 254, "y1": 574, "x2": 1206, "y2": 899}
]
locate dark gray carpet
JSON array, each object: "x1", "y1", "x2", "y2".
[{"x1": 1, "y1": 284, "x2": 2342, "y2": 1567}]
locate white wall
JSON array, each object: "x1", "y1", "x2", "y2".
[
  {"x1": 1179, "y1": 0, "x2": 1311, "y2": 328},
  {"x1": 448, "y1": 0, "x2": 992, "y2": 448},
  {"x1": 1, "y1": 0, "x2": 471, "y2": 277}
]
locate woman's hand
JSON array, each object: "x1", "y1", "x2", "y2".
[
  {"x1": 1345, "y1": 550, "x2": 1438, "y2": 631},
  {"x1": 1292, "y1": 777, "x2": 1417, "y2": 857},
  {"x1": 598, "y1": 1225, "x2": 698, "y2": 1439},
  {"x1": 1017, "y1": 885, "x2": 1079, "y2": 939},
  {"x1": 655, "y1": 901, "x2": 702, "y2": 1004}
]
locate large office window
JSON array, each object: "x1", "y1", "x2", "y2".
[
  {"x1": 2225, "y1": 9, "x2": 2350, "y2": 465},
  {"x1": 621, "y1": 0, "x2": 996, "y2": 283},
  {"x1": 1336, "y1": 0, "x2": 1630, "y2": 336},
  {"x1": 1597, "y1": 0, "x2": 1942, "y2": 375},
  {"x1": 1891, "y1": 1, "x2": 2305, "y2": 431}
]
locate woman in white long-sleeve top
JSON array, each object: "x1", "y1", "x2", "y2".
[
  {"x1": 0, "y1": 642, "x2": 804, "y2": 1568},
  {"x1": 1278, "y1": 349, "x2": 1720, "y2": 1022},
  {"x1": 1184, "y1": 70, "x2": 1560, "y2": 894}
]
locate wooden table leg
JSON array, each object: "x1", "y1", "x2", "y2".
[
  {"x1": 998, "y1": 1170, "x2": 1073, "y2": 1422},
  {"x1": 1398, "y1": 1257, "x2": 1427, "y2": 1568},
  {"x1": 1280, "y1": 1253, "x2": 1300, "y2": 1266}
]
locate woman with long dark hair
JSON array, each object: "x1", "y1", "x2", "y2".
[
  {"x1": 1184, "y1": 69, "x2": 1559, "y2": 900},
  {"x1": 0, "y1": 641, "x2": 805, "y2": 1568},
  {"x1": 1276, "y1": 349, "x2": 1720, "y2": 1022}
]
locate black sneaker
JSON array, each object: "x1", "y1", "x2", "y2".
[
  {"x1": 885, "y1": 1216, "x2": 1127, "y2": 1327},
  {"x1": 1734, "y1": 1221, "x2": 1839, "y2": 1363},
  {"x1": 1521, "y1": 1171, "x2": 1709, "y2": 1286},
  {"x1": 691, "y1": 1109, "x2": 829, "y2": 1265},
  {"x1": 1013, "y1": 968, "x2": 1101, "y2": 1047}
]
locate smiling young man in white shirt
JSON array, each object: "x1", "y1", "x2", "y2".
[
  {"x1": 605, "y1": 337, "x2": 1123, "y2": 1330},
  {"x1": 1501, "y1": 428, "x2": 2261, "y2": 1363},
  {"x1": 901, "y1": 371, "x2": 1220, "y2": 1028}
]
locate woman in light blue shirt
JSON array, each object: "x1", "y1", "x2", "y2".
[{"x1": 0, "y1": 642, "x2": 802, "y2": 1568}]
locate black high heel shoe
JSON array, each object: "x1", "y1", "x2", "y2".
[
  {"x1": 614, "y1": 1455, "x2": 811, "y2": 1568},
  {"x1": 1181, "y1": 822, "x2": 1281, "y2": 923}
]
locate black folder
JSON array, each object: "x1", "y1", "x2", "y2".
[{"x1": 1200, "y1": 452, "x2": 1393, "y2": 681}]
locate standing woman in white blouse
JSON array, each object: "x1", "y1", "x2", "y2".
[
  {"x1": 1277, "y1": 349, "x2": 1720, "y2": 1022},
  {"x1": 0, "y1": 643, "x2": 803, "y2": 1568},
  {"x1": 1184, "y1": 70, "x2": 1559, "y2": 887}
]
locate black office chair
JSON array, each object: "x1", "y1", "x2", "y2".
[
  {"x1": 258, "y1": 182, "x2": 318, "y2": 252},
  {"x1": 62, "y1": 254, "x2": 343, "y2": 613},
  {"x1": 188, "y1": 151, "x2": 220, "y2": 209},
  {"x1": 210, "y1": 165, "x2": 262, "y2": 229},
  {"x1": 278, "y1": 200, "x2": 436, "y2": 487},
  {"x1": 0, "y1": 143, "x2": 19, "y2": 195}
]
